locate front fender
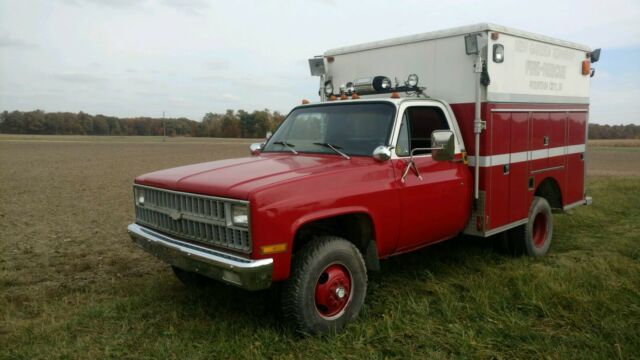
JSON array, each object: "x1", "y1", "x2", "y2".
[{"x1": 289, "y1": 205, "x2": 372, "y2": 236}]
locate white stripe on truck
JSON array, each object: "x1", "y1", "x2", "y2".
[{"x1": 468, "y1": 144, "x2": 585, "y2": 167}]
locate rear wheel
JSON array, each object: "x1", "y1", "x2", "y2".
[
  {"x1": 281, "y1": 236, "x2": 367, "y2": 335},
  {"x1": 507, "y1": 196, "x2": 553, "y2": 256}
]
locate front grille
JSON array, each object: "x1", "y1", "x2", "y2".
[{"x1": 133, "y1": 185, "x2": 251, "y2": 253}]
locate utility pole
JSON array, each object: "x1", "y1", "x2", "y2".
[{"x1": 163, "y1": 111, "x2": 166, "y2": 142}]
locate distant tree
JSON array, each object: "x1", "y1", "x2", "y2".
[
  {"x1": 0, "y1": 108, "x2": 289, "y2": 138},
  {"x1": 220, "y1": 110, "x2": 240, "y2": 138},
  {"x1": 589, "y1": 123, "x2": 640, "y2": 139},
  {"x1": 238, "y1": 110, "x2": 256, "y2": 138}
]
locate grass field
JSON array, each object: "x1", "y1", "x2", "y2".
[{"x1": 1, "y1": 135, "x2": 639, "y2": 359}]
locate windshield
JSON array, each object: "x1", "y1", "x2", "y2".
[{"x1": 263, "y1": 102, "x2": 396, "y2": 157}]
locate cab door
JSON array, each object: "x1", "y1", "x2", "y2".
[{"x1": 391, "y1": 105, "x2": 472, "y2": 252}]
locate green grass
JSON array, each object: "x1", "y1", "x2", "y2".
[{"x1": 2, "y1": 177, "x2": 639, "y2": 359}]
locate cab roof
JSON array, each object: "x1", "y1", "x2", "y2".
[{"x1": 298, "y1": 97, "x2": 445, "y2": 108}]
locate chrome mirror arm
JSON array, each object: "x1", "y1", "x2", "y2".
[{"x1": 400, "y1": 146, "x2": 444, "y2": 183}]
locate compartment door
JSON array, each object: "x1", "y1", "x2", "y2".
[{"x1": 529, "y1": 112, "x2": 550, "y2": 172}]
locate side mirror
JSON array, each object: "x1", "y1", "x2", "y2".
[
  {"x1": 266, "y1": 131, "x2": 273, "y2": 140},
  {"x1": 250, "y1": 142, "x2": 263, "y2": 156},
  {"x1": 372, "y1": 146, "x2": 392, "y2": 162},
  {"x1": 431, "y1": 130, "x2": 455, "y2": 161},
  {"x1": 590, "y1": 48, "x2": 601, "y2": 63}
]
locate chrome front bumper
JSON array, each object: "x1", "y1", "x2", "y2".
[{"x1": 128, "y1": 223, "x2": 273, "y2": 290}]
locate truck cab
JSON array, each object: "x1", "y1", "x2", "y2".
[{"x1": 261, "y1": 97, "x2": 472, "y2": 254}]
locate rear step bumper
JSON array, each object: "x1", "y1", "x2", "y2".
[{"x1": 128, "y1": 223, "x2": 273, "y2": 290}]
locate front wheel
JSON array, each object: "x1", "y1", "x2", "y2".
[
  {"x1": 507, "y1": 196, "x2": 553, "y2": 256},
  {"x1": 281, "y1": 236, "x2": 367, "y2": 335}
]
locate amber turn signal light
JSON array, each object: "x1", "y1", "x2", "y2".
[
  {"x1": 301, "y1": 99, "x2": 310, "y2": 104},
  {"x1": 390, "y1": 92, "x2": 400, "y2": 99},
  {"x1": 260, "y1": 243, "x2": 287, "y2": 255},
  {"x1": 581, "y1": 60, "x2": 591, "y2": 76}
]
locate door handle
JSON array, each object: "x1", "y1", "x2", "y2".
[{"x1": 543, "y1": 136, "x2": 549, "y2": 147}]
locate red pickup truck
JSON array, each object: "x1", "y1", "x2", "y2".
[{"x1": 128, "y1": 24, "x2": 596, "y2": 334}]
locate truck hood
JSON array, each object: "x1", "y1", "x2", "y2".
[{"x1": 134, "y1": 153, "x2": 376, "y2": 199}]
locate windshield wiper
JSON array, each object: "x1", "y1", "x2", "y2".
[
  {"x1": 273, "y1": 141, "x2": 298, "y2": 154},
  {"x1": 313, "y1": 142, "x2": 351, "y2": 160}
]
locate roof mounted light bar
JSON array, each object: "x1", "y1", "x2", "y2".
[{"x1": 323, "y1": 74, "x2": 424, "y2": 98}]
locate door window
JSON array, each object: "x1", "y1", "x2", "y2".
[{"x1": 396, "y1": 107, "x2": 450, "y2": 156}]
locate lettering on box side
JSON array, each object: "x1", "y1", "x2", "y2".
[{"x1": 490, "y1": 34, "x2": 588, "y2": 102}]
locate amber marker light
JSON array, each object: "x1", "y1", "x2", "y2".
[
  {"x1": 390, "y1": 92, "x2": 400, "y2": 99},
  {"x1": 582, "y1": 60, "x2": 591, "y2": 75},
  {"x1": 329, "y1": 95, "x2": 337, "y2": 101},
  {"x1": 301, "y1": 99, "x2": 310, "y2": 104},
  {"x1": 340, "y1": 94, "x2": 348, "y2": 100},
  {"x1": 260, "y1": 243, "x2": 287, "y2": 255},
  {"x1": 351, "y1": 93, "x2": 360, "y2": 99}
]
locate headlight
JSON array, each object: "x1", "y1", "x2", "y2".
[
  {"x1": 406, "y1": 74, "x2": 419, "y2": 87},
  {"x1": 231, "y1": 204, "x2": 248, "y2": 227},
  {"x1": 137, "y1": 188, "x2": 145, "y2": 205},
  {"x1": 324, "y1": 81, "x2": 334, "y2": 96}
]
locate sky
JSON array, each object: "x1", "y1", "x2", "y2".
[{"x1": 0, "y1": 0, "x2": 639, "y2": 125}]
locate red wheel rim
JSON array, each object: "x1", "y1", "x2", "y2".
[
  {"x1": 532, "y1": 212, "x2": 548, "y2": 248},
  {"x1": 314, "y1": 264, "x2": 352, "y2": 318}
]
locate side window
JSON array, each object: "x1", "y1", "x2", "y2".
[{"x1": 395, "y1": 106, "x2": 449, "y2": 157}]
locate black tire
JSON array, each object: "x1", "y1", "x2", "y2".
[
  {"x1": 281, "y1": 236, "x2": 367, "y2": 335},
  {"x1": 171, "y1": 266, "x2": 211, "y2": 286},
  {"x1": 507, "y1": 196, "x2": 553, "y2": 257}
]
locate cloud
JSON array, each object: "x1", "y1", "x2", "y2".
[
  {"x1": 204, "y1": 60, "x2": 229, "y2": 71},
  {"x1": 160, "y1": 0, "x2": 209, "y2": 15},
  {"x1": 0, "y1": 36, "x2": 37, "y2": 49},
  {"x1": 2, "y1": 0, "x2": 639, "y2": 122},
  {"x1": 57, "y1": 0, "x2": 145, "y2": 8},
  {"x1": 126, "y1": 75, "x2": 155, "y2": 85},
  {"x1": 53, "y1": 73, "x2": 108, "y2": 84},
  {"x1": 193, "y1": 74, "x2": 290, "y2": 91},
  {"x1": 221, "y1": 93, "x2": 239, "y2": 101}
]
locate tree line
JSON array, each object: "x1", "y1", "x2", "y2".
[
  {"x1": 588, "y1": 123, "x2": 640, "y2": 139},
  {"x1": 0, "y1": 109, "x2": 285, "y2": 138},
  {"x1": 0, "y1": 109, "x2": 638, "y2": 139}
]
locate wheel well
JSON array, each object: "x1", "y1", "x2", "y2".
[
  {"x1": 293, "y1": 213, "x2": 375, "y2": 256},
  {"x1": 535, "y1": 177, "x2": 563, "y2": 209}
]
